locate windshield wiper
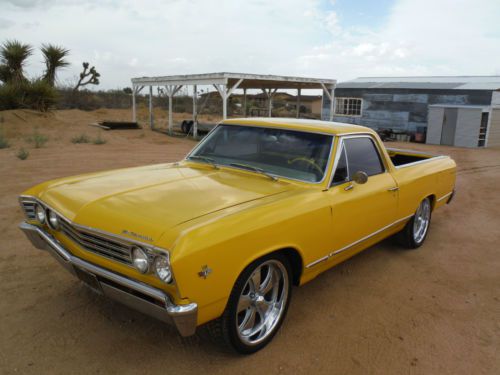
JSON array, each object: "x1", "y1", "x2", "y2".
[
  {"x1": 229, "y1": 163, "x2": 278, "y2": 181},
  {"x1": 188, "y1": 155, "x2": 219, "y2": 169}
]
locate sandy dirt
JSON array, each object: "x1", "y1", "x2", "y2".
[{"x1": 0, "y1": 108, "x2": 499, "y2": 374}]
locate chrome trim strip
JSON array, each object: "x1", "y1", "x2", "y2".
[
  {"x1": 437, "y1": 191, "x2": 453, "y2": 202},
  {"x1": 327, "y1": 134, "x2": 388, "y2": 189},
  {"x1": 306, "y1": 214, "x2": 414, "y2": 268}
]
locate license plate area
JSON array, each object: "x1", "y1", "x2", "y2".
[{"x1": 74, "y1": 266, "x2": 102, "y2": 294}]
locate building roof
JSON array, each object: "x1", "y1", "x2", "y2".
[
  {"x1": 338, "y1": 76, "x2": 500, "y2": 90},
  {"x1": 132, "y1": 72, "x2": 336, "y2": 90},
  {"x1": 222, "y1": 117, "x2": 371, "y2": 135}
]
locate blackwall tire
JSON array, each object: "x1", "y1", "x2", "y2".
[{"x1": 398, "y1": 197, "x2": 432, "y2": 249}]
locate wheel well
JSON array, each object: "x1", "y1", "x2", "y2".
[
  {"x1": 427, "y1": 194, "x2": 436, "y2": 211},
  {"x1": 275, "y1": 248, "x2": 303, "y2": 286}
]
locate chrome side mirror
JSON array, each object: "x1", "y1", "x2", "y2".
[{"x1": 352, "y1": 171, "x2": 368, "y2": 185}]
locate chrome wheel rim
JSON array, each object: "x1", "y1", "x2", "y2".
[
  {"x1": 236, "y1": 260, "x2": 289, "y2": 346},
  {"x1": 413, "y1": 198, "x2": 431, "y2": 244}
]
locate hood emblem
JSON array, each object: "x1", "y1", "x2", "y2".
[
  {"x1": 121, "y1": 229, "x2": 153, "y2": 242},
  {"x1": 198, "y1": 265, "x2": 212, "y2": 279}
]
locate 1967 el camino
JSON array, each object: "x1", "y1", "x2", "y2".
[{"x1": 19, "y1": 118, "x2": 456, "y2": 353}]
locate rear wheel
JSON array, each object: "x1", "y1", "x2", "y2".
[
  {"x1": 398, "y1": 197, "x2": 432, "y2": 249},
  {"x1": 209, "y1": 253, "x2": 292, "y2": 354}
]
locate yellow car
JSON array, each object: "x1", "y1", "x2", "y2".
[{"x1": 19, "y1": 118, "x2": 456, "y2": 353}]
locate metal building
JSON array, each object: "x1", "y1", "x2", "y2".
[{"x1": 321, "y1": 76, "x2": 500, "y2": 147}]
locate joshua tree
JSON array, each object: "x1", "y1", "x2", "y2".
[
  {"x1": 0, "y1": 40, "x2": 33, "y2": 84},
  {"x1": 41, "y1": 44, "x2": 70, "y2": 87},
  {"x1": 73, "y1": 62, "x2": 100, "y2": 91}
]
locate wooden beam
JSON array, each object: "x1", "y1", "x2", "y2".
[
  {"x1": 132, "y1": 88, "x2": 136, "y2": 122},
  {"x1": 243, "y1": 88, "x2": 247, "y2": 117},
  {"x1": 193, "y1": 85, "x2": 198, "y2": 138},
  {"x1": 148, "y1": 86, "x2": 153, "y2": 130},
  {"x1": 296, "y1": 88, "x2": 301, "y2": 118}
]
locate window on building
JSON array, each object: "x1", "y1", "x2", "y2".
[{"x1": 335, "y1": 98, "x2": 363, "y2": 116}]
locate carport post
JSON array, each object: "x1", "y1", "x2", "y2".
[
  {"x1": 193, "y1": 85, "x2": 198, "y2": 138},
  {"x1": 165, "y1": 85, "x2": 183, "y2": 135},
  {"x1": 296, "y1": 88, "x2": 301, "y2": 118},
  {"x1": 148, "y1": 86, "x2": 153, "y2": 129},
  {"x1": 222, "y1": 87, "x2": 227, "y2": 120},
  {"x1": 330, "y1": 86, "x2": 336, "y2": 121},
  {"x1": 132, "y1": 88, "x2": 136, "y2": 122},
  {"x1": 263, "y1": 88, "x2": 277, "y2": 117},
  {"x1": 132, "y1": 86, "x2": 144, "y2": 123},
  {"x1": 321, "y1": 83, "x2": 336, "y2": 121},
  {"x1": 167, "y1": 91, "x2": 173, "y2": 135},
  {"x1": 243, "y1": 88, "x2": 247, "y2": 117}
]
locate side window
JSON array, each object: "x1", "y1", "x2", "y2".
[
  {"x1": 344, "y1": 137, "x2": 384, "y2": 177},
  {"x1": 331, "y1": 146, "x2": 348, "y2": 185}
]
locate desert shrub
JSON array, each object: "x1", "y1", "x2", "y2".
[
  {"x1": 22, "y1": 79, "x2": 58, "y2": 111},
  {"x1": 0, "y1": 84, "x2": 22, "y2": 110},
  {"x1": 93, "y1": 133, "x2": 106, "y2": 145},
  {"x1": 0, "y1": 80, "x2": 57, "y2": 111},
  {"x1": 0, "y1": 133, "x2": 10, "y2": 149},
  {"x1": 71, "y1": 134, "x2": 90, "y2": 144},
  {"x1": 26, "y1": 129, "x2": 48, "y2": 148},
  {"x1": 16, "y1": 147, "x2": 29, "y2": 160}
]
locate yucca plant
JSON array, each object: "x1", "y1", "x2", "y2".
[
  {"x1": 41, "y1": 44, "x2": 70, "y2": 87},
  {"x1": 0, "y1": 40, "x2": 33, "y2": 85}
]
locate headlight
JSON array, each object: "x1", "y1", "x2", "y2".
[
  {"x1": 131, "y1": 247, "x2": 149, "y2": 273},
  {"x1": 35, "y1": 204, "x2": 46, "y2": 224},
  {"x1": 154, "y1": 255, "x2": 172, "y2": 283},
  {"x1": 47, "y1": 210, "x2": 60, "y2": 230}
]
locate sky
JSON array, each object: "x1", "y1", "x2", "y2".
[{"x1": 1, "y1": 0, "x2": 500, "y2": 90}]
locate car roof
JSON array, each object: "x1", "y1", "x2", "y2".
[{"x1": 221, "y1": 117, "x2": 374, "y2": 136}]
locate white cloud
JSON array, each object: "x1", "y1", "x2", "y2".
[
  {"x1": 297, "y1": 0, "x2": 500, "y2": 79},
  {"x1": 1, "y1": 0, "x2": 499, "y2": 89}
]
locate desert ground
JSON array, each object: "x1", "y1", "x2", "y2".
[{"x1": 0, "y1": 108, "x2": 499, "y2": 374}]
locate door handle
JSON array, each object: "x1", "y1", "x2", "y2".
[
  {"x1": 344, "y1": 184, "x2": 354, "y2": 191},
  {"x1": 387, "y1": 186, "x2": 399, "y2": 192}
]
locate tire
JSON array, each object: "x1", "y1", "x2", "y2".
[
  {"x1": 398, "y1": 197, "x2": 432, "y2": 249},
  {"x1": 181, "y1": 120, "x2": 193, "y2": 134},
  {"x1": 208, "y1": 253, "x2": 292, "y2": 354}
]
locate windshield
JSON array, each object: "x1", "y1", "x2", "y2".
[{"x1": 188, "y1": 125, "x2": 333, "y2": 182}]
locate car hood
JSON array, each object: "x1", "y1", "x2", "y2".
[{"x1": 38, "y1": 162, "x2": 292, "y2": 244}]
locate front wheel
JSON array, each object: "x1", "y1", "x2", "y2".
[
  {"x1": 210, "y1": 253, "x2": 292, "y2": 354},
  {"x1": 398, "y1": 197, "x2": 432, "y2": 249}
]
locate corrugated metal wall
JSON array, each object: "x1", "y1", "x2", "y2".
[
  {"x1": 487, "y1": 109, "x2": 500, "y2": 147},
  {"x1": 454, "y1": 108, "x2": 482, "y2": 147},
  {"x1": 426, "y1": 107, "x2": 444, "y2": 144},
  {"x1": 322, "y1": 88, "x2": 493, "y2": 134}
]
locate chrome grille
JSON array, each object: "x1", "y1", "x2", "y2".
[
  {"x1": 20, "y1": 199, "x2": 37, "y2": 220},
  {"x1": 59, "y1": 219, "x2": 133, "y2": 265}
]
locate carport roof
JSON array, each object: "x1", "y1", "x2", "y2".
[{"x1": 131, "y1": 72, "x2": 337, "y2": 89}]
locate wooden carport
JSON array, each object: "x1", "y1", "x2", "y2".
[{"x1": 131, "y1": 72, "x2": 337, "y2": 137}]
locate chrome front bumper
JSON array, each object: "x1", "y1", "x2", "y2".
[{"x1": 19, "y1": 222, "x2": 198, "y2": 337}]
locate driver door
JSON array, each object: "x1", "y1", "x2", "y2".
[{"x1": 327, "y1": 135, "x2": 398, "y2": 256}]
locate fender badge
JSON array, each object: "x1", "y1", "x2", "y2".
[
  {"x1": 198, "y1": 265, "x2": 212, "y2": 279},
  {"x1": 121, "y1": 229, "x2": 153, "y2": 242}
]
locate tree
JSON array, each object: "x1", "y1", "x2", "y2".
[
  {"x1": 41, "y1": 44, "x2": 70, "y2": 87},
  {"x1": 0, "y1": 40, "x2": 33, "y2": 85},
  {"x1": 73, "y1": 62, "x2": 100, "y2": 91},
  {"x1": 123, "y1": 87, "x2": 132, "y2": 95}
]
